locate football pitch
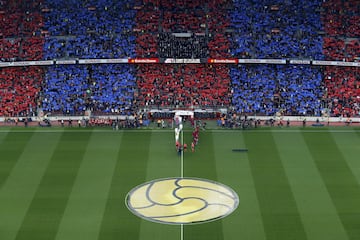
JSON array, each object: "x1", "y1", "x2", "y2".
[{"x1": 1, "y1": 126, "x2": 360, "y2": 240}]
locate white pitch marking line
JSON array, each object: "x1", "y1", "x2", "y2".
[
  {"x1": 180, "y1": 129, "x2": 184, "y2": 240},
  {"x1": 181, "y1": 129, "x2": 184, "y2": 179},
  {"x1": 181, "y1": 223, "x2": 184, "y2": 240}
]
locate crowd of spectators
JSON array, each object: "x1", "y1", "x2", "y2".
[
  {"x1": 0, "y1": 66, "x2": 43, "y2": 117},
  {"x1": 321, "y1": 0, "x2": 360, "y2": 61},
  {"x1": 41, "y1": 65, "x2": 89, "y2": 115},
  {"x1": 42, "y1": 0, "x2": 136, "y2": 59},
  {"x1": 323, "y1": 67, "x2": 360, "y2": 117},
  {"x1": 322, "y1": 0, "x2": 360, "y2": 61},
  {"x1": 159, "y1": 0, "x2": 207, "y2": 36},
  {"x1": 229, "y1": 0, "x2": 323, "y2": 59},
  {"x1": 86, "y1": 64, "x2": 136, "y2": 114},
  {"x1": 41, "y1": 64, "x2": 136, "y2": 115},
  {"x1": 0, "y1": 0, "x2": 44, "y2": 61},
  {"x1": 0, "y1": 39, "x2": 21, "y2": 61},
  {"x1": 135, "y1": 64, "x2": 231, "y2": 108},
  {"x1": 134, "y1": 0, "x2": 233, "y2": 111},
  {"x1": 229, "y1": 0, "x2": 328, "y2": 116},
  {"x1": 322, "y1": 0, "x2": 360, "y2": 37},
  {"x1": 231, "y1": 65, "x2": 276, "y2": 115},
  {"x1": 158, "y1": 33, "x2": 208, "y2": 59},
  {"x1": 134, "y1": 2, "x2": 160, "y2": 58},
  {"x1": 135, "y1": 0, "x2": 232, "y2": 59},
  {"x1": 0, "y1": 1, "x2": 45, "y2": 117},
  {"x1": 1, "y1": 0, "x2": 359, "y2": 119},
  {"x1": 321, "y1": 0, "x2": 360, "y2": 117},
  {"x1": 38, "y1": 0, "x2": 138, "y2": 116},
  {"x1": 0, "y1": 0, "x2": 44, "y2": 38},
  {"x1": 231, "y1": 65, "x2": 324, "y2": 116}
]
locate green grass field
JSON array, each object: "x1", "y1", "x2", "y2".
[{"x1": 1, "y1": 126, "x2": 360, "y2": 240}]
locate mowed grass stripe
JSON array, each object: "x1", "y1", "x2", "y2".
[
  {"x1": 0, "y1": 129, "x2": 9, "y2": 144},
  {"x1": 331, "y1": 131, "x2": 360, "y2": 184},
  {"x1": 213, "y1": 132, "x2": 266, "y2": 240},
  {"x1": 143, "y1": 131, "x2": 179, "y2": 180},
  {"x1": 14, "y1": 131, "x2": 92, "y2": 240},
  {"x1": 139, "y1": 131, "x2": 179, "y2": 240},
  {"x1": 303, "y1": 131, "x2": 360, "y2": 240},
  {"x1": 0, "y1": 129, "x2": 10, "y2": 186},
  {"x1": 356, "y1": 129, "x2": 360, "y2": 138},
  {"x1": 331, "y1": 131, "x2": 360, "y2": 237},
  {"x1": 273, "y1": 130, "x2": 348, "y2": 240},
  {"x1": 243, "y1": 131, "x2": 307, "y2": 240},
  {"x1": 0, "y1": 131, "x2": 35, "y2": 188},
  {"x1": 54, "y1": 132, "x2": 123, "y2": 240},
  {"x1": 0, "y1": 131, "x2": 63, "y2": 240},
  {"x1": 98, "y1": 131, "x2": 151, "y2": 240},
  {"x1": 184, "y1": 131, "x2": 224, "y2": 240}
]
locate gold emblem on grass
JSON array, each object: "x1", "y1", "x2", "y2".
[{"x1": 126, "y1": 177, "x2": 239, "y2": 224}]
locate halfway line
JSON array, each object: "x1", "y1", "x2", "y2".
[
  {"x1": 180, "y1": 129, "x2": 184, "y2": 240},
  {"x1": 181, "y1": 129, "x2": 184, "y2": 178}
]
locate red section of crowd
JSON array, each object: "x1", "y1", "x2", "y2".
[
  {"x1": 0, "y1": 39, "x2": 21, "y2": 60},
  {"x1": 0, "y1": 1, "x2": 44, "y2": 117},
  {"x1": 135, "y1": 64, "x2": 231, "y2": 108},
  {"x1": 208, "y1": 33, "x2": 231, "y2": 58},
  {"x1": 321, "y1": 0, "x2": 360, "y2": 117},
  {"x1": 0, "y1": 0, "x2": 44, "y2": 61},
  {"x1": 321, "y1": 0, "x2": 360, "y2": 61},
  {"x1": 135, "y1": 33, "x2": 158, "y2": 58},
  {"x1": 134, "y1": 0, "x2": 232, "y2": 108},
  {"x1": 323, "y1": 66, "x2": 360, "y2": 117},
  {"x1": 134, "y1": 3, "x2": 160, "y2": 58},
  {"x1": 0, "y1": 67, "x2": 44, "y2": 117}
]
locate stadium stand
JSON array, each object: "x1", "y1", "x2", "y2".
[
  {"x1": 323, "y1": 66, "x2": 360, "y2": 117},
  {"x1": 0, "y1": 0, "x2": 44, "y2": 61},
  {"x1": 229, "y1": 0, "x2": 323, "y2": 59},
  {"x1": 0, "y1": 39, "x2": 21, "y2": 61},
  {"x1": 135, "y1": 64, "x2": 231, "y2": 108},
  {"x1": 0, "y1": 0, "x2": 44, "y2": 117},
  {"x1": 229, "y1": 0, "x2": 325, "y2": 116},
  {"x1": 321, "y1": 0, "x2": 360, "y2": 117},
  {"x1": 41, "y1": 64, "x2": 136, "y2": 115},
  {"x1": 0, "y1": 66, "x2": 43, "y2": 117},
  {"x1": 0, "y1": 0, "x2": 359, "y2": 119},
  {"x1": 41, "y1": 65, "x2": 89, "y2": 115},
  {"x1": 38, "y1": 0, "x2": 137, "y2": 115},
  {"x1": 134, "y1": 2, "x2": 159, "y2": 58},
  {"x1": 158, "y1": 33, "x2": 208, "y2": 59},
  {"x1": 134, "y1": 0, "x2": 232, "y2": 109},
  {"x1": 86, "y1": 64, "x2": 136, "y2": 115},
  {"x1": 42, "y1": 0, "x2": 136, "y2": 59},
  {"x1": 322, "y1": 0, "x2": 360, "y2": 61}
]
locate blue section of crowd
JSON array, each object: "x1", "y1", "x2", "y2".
[
  {"x1": 41, "y1": 0, "x2": 136, "y2": 114},
  {"x1": 231, "y1": 65, "x2": 324, "y2": 116},
  {"x1": 42, "y1": 64, "x2": 136, "y2": 115},
  {"x1": 43, "y1": 0, "x2": 136, "y2": 59},
  {"x1": 229, "y1": 0, "x2": 325, "y2": 116},
  {"x1": 229, "y1": 0, "x2": 323, "y2": 59}
]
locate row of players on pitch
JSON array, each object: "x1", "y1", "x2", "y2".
[{"x1": 175, "y1": 125, "x2": 200, "y2": 154}]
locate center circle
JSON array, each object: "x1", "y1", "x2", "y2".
[{"x1": 125, "y1": 177, "x2": 239, "y2": 225}]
